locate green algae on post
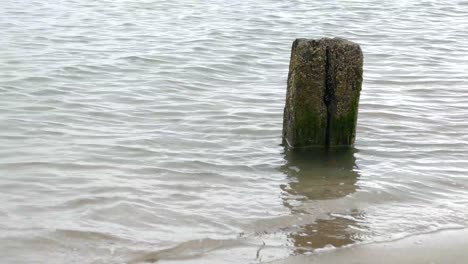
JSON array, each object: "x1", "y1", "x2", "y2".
[{"x1": 282, "y1": 38, "x2": 363, "y2": 148}]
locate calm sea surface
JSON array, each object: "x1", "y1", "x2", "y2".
[{"x1": 1, "y1": 0, "x2": 468, "y2": 263}]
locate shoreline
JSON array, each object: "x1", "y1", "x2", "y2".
[{"x1": 269, "y1": 228, "x2": 468, "y2": 264}]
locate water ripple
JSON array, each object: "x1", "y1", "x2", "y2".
[{"x1": 1, "y1": 0, "x2": 468, "y2": 263}]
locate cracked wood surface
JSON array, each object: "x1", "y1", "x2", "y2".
[{"x1": 283, "y1": 38, "x2": 363, "y2": 148}]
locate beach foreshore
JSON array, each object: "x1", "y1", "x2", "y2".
[{"x1": 269, "y1": 228, "x2": 468, "y2": 264}]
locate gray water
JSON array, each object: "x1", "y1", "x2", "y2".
[{"x1": 1, "y1": 0, "x2": 468, "y2": 263}]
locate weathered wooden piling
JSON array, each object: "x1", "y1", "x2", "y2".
[{"x1": 282, "y1": 38, "x2": 363, "y2": 148}]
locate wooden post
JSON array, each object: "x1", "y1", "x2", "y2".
[{"x1": 282, "y1": 38, "x2": 363, "y2": 148}]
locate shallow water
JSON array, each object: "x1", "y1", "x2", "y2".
[{"x1": 1, "y1": 0, "x2": 468, "y2": 263}]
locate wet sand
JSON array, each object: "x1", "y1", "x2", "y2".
[{"x1": 270, "y1": 228, "x2": 468, "y2": 264}]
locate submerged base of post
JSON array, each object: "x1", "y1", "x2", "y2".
[{"x1": 282, "y1": 37, "x2": 363, "y2": 149}]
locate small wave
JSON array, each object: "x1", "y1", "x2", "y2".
[{"x1": 130, "y1": 238, "x2": 243, "y2": 263}]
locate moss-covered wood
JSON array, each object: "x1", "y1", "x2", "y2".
[{"x1": 282, "y1": 38, "x2": 363, "y2": 148}]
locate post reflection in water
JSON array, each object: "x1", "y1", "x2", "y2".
[{"x1": 280, "y1": 148, "x2": 365, "y2": 253}]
